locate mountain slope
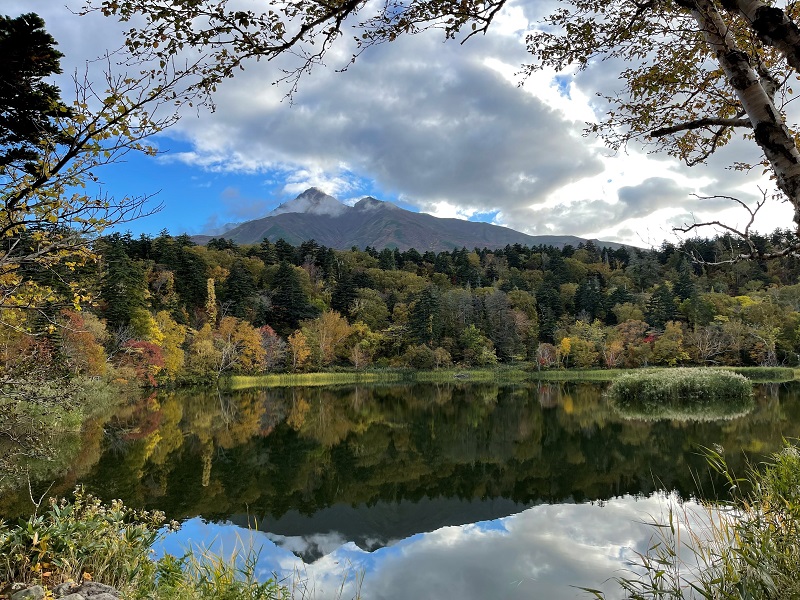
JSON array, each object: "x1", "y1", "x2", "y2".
[{"x1": 196, "y1": 188, "x2": 624, "y2": 251}]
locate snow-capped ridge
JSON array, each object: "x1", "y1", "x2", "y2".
[{"x1": 269, "y1": 187, "x2": 349, "y2": 217}]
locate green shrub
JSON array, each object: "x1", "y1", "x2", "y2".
[
  {"x1": 402, "y1": 344, "x2": 437, "y2": 370},
  {"x1": 0, "y1": 489, "x2": 288, "y2": 599},
  {"x1": 0, "y1": 487, "x2": 167, "y2": 592},
  {"x1": 607, "y1": 367, "x2": 753, "y2": 421}
]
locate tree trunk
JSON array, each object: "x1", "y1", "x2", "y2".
[
  {"x1": 731, "y1": 0, "x2": 800, "y2": 72},
  {"x1": 688, "y1": 0, "x2": 800, "y2": 229}
]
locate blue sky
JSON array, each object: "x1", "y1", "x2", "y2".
[
  {"x1": 8, "y1": 0, "x2": 794, "y2": 246},
  {"x1": 90, "y1": 138, "x2": 402, "y2": 237}
]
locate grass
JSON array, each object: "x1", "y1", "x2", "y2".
[
  {"x1": 226, "y1": 367, "x2": 529, "y2": 389},
  {"x1": 529, "y1": 365, "x2": 799, "y2": 383},
  {"x1": 718, "y1": 365, "x2": 797, "y2": 383},
  {"x1": 151, "y1": 545, "x2": 286, "y2": 600},
  {"x1": 527, "y1": 368, "x2": 627, "y2": 382},
  {"x1": 0, "y1": 488, "x2": 366, "y2": 600},
  {"x1": 226, "y1": 371, "x2": 406, "y2": 389},
  {"x1": 0, "y1": 487, "x2": 166, "y2": 594},
  {"x1": 606, "y1": 367, "x2": 754, "y2": 421},
  {"x1": 584, "y1": 443, "x2": 800, "y2": 599},
  {"x1": 226, "y1": 365, "x2": 799, "y2": 390}
]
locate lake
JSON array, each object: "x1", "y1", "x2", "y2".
[{"x1": 5, "y1": 380, "x2": 800, "y2": 598}]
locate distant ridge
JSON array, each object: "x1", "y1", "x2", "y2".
[{"x1": 190, "y1": 188, "x2": 625, "y2": 252}]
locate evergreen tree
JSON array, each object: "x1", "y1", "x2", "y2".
[
  {"x1": 274, "y1": 239, "x2": 297, "y2": 264},
  {"x1": 298, "y1": 239, "x2": 319, "y2": 265},
  {"x1": 219, "y1": 259, "x2": 257, "y2": 319},
  {"x1": 482, "y1": 290, "x2": 519, "y2": 360},
  {"x1": 0, "y1": 13, "x2": 66, "y2": 174},
  {"x1": 331, "y1": 271, "x2": 358, "y2": 317},
  {"x1": 409, "y1": 285, "x2": 442, "y2": 346},
  {"x1": 646, "y1": 285, "x2": 678, "y2": 329},
  {"x1": 378, "y1": 248, "x2": 396, "y2": 270},
  {"x1": 257, "y1": 238, "x2": 277, "y2": 265},
  {"x1": 673, "y1": 263, "x2": 696, "y2": 301},
  {"x1": 575, "y1": 275, "x2": 605, "y2": 321},
  {"x1": 268, "y1": 261, "x2": 317, "y2": 335},
  {"x1": 98, "y1": 236, "x2": 149, "y2": 330},
  {"x1": 174, "y1": 246, "x2": 209, "y2": 318}
]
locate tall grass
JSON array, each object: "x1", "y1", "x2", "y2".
[
  {"x1": 606, "y1": 368, "x2": 753, "y2": 421},
  {"x1": 584, "y1": 443, "x2": 800, "y2": 599},
  {"x1": 226, "y1": 371, "x2": 404, "y2": 389},
  {"x1": 150, "y1": 545, "x2": 285, "y2": 600},
  {"x1": 528, "y1": 369, "x2": 627, "y2": 382},
  {"x1": 719, "y1": 366, "x2": 797, "y2": 383},
  {"x1": 226, "y1": 367, "x2": 528, "y2": 389}
]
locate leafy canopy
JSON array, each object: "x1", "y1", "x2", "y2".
[{"x1": 88, "y1": 0, "x2": 800, "y2": 256}]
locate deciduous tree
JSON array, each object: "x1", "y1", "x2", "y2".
[{"x1": 0, "y1": 12, "x2": 196, "y2": 335}]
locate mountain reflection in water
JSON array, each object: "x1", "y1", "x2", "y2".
[{"x1": 5, "y1": 380, "x2": 800, "y2": 596}]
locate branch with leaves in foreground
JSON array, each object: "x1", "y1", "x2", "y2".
[{"x1": 0, "y1": 13, "x2": 203, "y2": 332}]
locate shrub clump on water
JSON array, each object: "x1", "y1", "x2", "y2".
[{"x1": 606, "y1": 367, "x2": 753, "y2": 421}]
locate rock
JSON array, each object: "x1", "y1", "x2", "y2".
[
  {"x1": 0, "y1": 583, "x2": 27, "y2": 597},
  {"x1": 11, "y1": 586, "x2": 45, "y2": 600},
  {"x1": 73, "y1": 583, "x2": 119, "y2": 598},
  {"x1": 57, "y1": 595, "x2": 86, "y2": 600},
  {"x1": 53, "y1": 582, "x2": 80, "y2": 598}
]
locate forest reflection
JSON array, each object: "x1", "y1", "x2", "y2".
[{"x1": 4, "y1": 381, "x2": 798, "y2": 538}]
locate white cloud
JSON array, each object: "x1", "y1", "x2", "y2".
[
  {"x1": 158, "y1": 493, "x2": 708, "y2": 600},
  {"x1": 6, "y1": 0, "x2": 793, "y2": 247}
]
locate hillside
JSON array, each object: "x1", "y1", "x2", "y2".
[{"x1": 192, "y1": 188, "x2": 624, "y2": 251}]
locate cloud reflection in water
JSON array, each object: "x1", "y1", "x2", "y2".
[{"x1": 158, "y1": 493, "x2": 688, "y2": 599}]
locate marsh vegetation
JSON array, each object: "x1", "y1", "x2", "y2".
[{"x1": 607, "y1": 368, "x2": 755, "y2": 421}]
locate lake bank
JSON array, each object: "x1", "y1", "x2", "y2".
[{"x1": 224, "y1": 364, "x2": 799, "y2": 389}]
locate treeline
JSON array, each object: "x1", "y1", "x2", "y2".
[{"x1": 7, "y1": 228, "x2": 800, "y2": 384}]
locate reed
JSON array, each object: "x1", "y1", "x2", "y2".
[
  {"x1": 584, "y1": 443, "x2": 800, "y2": 599},
  {"x1": 606, "y1": 368, "x2": 753, "y2": 421},
  {"x1": 718, "y1": 365, "x2": 797, "y2": 383}
]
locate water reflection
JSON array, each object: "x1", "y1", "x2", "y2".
[
  {"x1": 3, "y1": 380, "x2": 799, "y2": 595},
  {"x1": 159, "y1": 493, "x2": 683, "y2": 600}
]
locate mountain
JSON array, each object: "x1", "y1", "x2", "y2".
[{"x1": 192, "y1": 188, "x2": 625, "y2": 251}]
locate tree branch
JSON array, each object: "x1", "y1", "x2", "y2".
[
  {"x1": 651, "y1": 117, "x2": 751, "y2": 137},
  {"x1": 671, "y1": 190, "x2": 800, "y2": 263}
]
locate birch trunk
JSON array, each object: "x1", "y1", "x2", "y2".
[
  {"x1": 688, "y1": 0, "x2": 800, "y2": 228},
  {"x1": 731, "y1": 0, "x2": 800, "y2": 72}
]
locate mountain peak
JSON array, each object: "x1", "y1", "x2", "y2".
[
  {"x1": 270, "y1": 188, "x2": 349, "y2": 217},
  {"x1": 354, "y1": 196, "x2": 397, "y2": 211}
]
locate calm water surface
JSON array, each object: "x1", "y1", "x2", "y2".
[{"x1": 5, "y1": 380, "x2": 800, "y2": 598}]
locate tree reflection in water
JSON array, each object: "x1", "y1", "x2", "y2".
[{"x1": 2, "y1": 381, "x2": 797, "y2": 575}]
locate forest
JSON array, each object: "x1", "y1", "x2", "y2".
[{"x1": 8, "y1": 227, "x2": 800, "y2": 387}]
